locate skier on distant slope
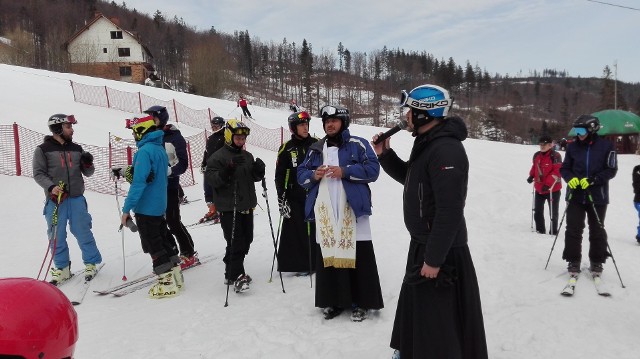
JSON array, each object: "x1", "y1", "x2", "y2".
[
  {"x1": 143, "y1": 105, "x2": 199, "y2": 269},
  {"x1": 122, "y1": 115, "x2": 183, "y2": 299},
  {"x1": 33, "y1": 113, "x2": 102, "y2": 285},
  {"x1": 527, "y1": 135, "x2": 563, "y2": 235},
  {"x1": 560, "y1": 115, "x2": 617, "y2": 275},
  {"x1": 275, "y1": 111, "x2": 318, "y2": 275}
]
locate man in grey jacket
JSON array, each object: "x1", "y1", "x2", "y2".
[{"x1": 33, "y1": 114, "x2": 102, "y2": 285}]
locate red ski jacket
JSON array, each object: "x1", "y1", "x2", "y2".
[{"x1": 529, "y1": 150, "x2": 562, "y2": 194}]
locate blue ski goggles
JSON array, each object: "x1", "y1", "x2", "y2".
[{"x1": 573, "y1": 127, "x2": 588, "y2": 136}]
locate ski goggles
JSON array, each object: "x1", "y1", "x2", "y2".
[
  {"x1": 48, "y1": 114, "x2": 77, "y2": 126},
  {"x1": 399, "y1": 90, "x2": 453, "y2": 110},
  {"x1": 230, "y1": 127, "x2": 250, "y2": 136},
  {"x1": 294, "y1": 111, "x2": 311, "y2": 122},
  {"x1": 320, "y1": 105, "x2": 348, "y2": 118},
  {"x1": 573, "y1": 127, "x2": 588, "y2": 136}
]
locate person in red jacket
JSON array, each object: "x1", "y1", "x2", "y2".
[
  {"x1": 527, "y1": 135, "x2": 563, "y2": 234},
  {"x1": 237, "y1": 96, "x2": 252, "y2": 118}
]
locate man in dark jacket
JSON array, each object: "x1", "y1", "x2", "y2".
[
  {"x1": 633, "y1": 164, "x2": 640, "y2": 243},
  {"x1": 144, "y1": 105, "x2": 198, "y2": 269},
  {"x1": 205, "y1": 119, "x2": 265, "y2": 293},
  {"x1": 373, "y1": 85, "x2": 487, "y2": 359},
  {"x1": 275, "y1": 111, "x2": 318, "y2": 275},
  {"x1": 560, "y1": 115, "x2": 617, "y2": 274},
  {"x1": 200, "y1": 116, "x2": 226, "y2": 223},
  {"x1": 33, "y1": 114, "x2": 102, "y2": 285}
]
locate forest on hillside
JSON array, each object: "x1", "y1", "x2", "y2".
[{"x1": 1, "y1": 0, "x2": 640, "y2": 143}]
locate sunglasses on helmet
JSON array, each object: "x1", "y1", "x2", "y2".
[{"x1": 320, "y1": 105, "x2": 348, "y2": 118}]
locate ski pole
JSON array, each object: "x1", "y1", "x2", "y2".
[
  {"x1": 37, "y1": 181, "x2": 64, "y2": 281},
  {"x1": 531, "y1": 185, "x2": 535, "y2": 231},
  {"x1": 226, "y1": 107, "x2": 238, "y2": 117},
  {"x1": 307, "y1": 221, "x2": 313, "y2": 288},
  {"x1": 225, "y1": 181, "x2": 238, "y2": 307},
  {"x1": 269, "y1": 169, "x2": 289, "y2": 283},
  {"x1": 262, "y1": 178, "x2": 285, "y2": 293},
  {"x1": 545, "y1": 189, "x2": 572, "y2": 270},
  {"x1": 112, "y1": 168, "x2": 128, "y2": 281},
  {"x1": 585, "y1": 189, "x2": 625, "y2": 288}
]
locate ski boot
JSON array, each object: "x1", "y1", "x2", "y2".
[
  {"x1": 179, "y1": 252, "x2": 200, "y2": 270},
  {"x1": 50, "y1": 264, "x2": 71, "y2": 286},
  {"x1": 234, "y1": 274, "x2": 252, "y2": 293},
  {"x1": 84, "y1": 263, "x2": 98, "y2": 281},
  {"x1": 172, "y1": 265, "x2": 184, "y2": 290},
  {"x1": 148, "y1": 271, "x2": 180, "y2": 299},
  {"x1": 350, "y1": 307, "x2": 368, "y2": 322}
]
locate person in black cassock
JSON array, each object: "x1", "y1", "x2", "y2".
[
  {"x1": 298, "y1": 105, "x2": 384, "y2": 323},
  {"x1": 275, "y1": 111, "x2": 318, "y2": 275},
  {"x1": 374, "y1": 84, "x2": 488, "y2": 359}
]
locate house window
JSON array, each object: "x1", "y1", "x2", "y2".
[
  {"x1": 120, "y1": 66, "x2": 132, "y2": 76},
  {"x1": 110, "y1": 31, "x2": 123, "y2": 39},
  {"x1": 118, "y1": 48, "x2": 130, "y2": 57},
  {"x1": 103, "y1": 48, "x2": 107, "y2": 53}
]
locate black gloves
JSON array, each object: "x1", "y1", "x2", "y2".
[
  {"x1": 541, "y1": 185, "x2": 550, "y2": 192},
  {"x1": 253, "y1": 158, "x2": 265, "y2": 177},
  {"x1": 526, "y1": 176, "x2": 533, "y2": 184},
  {"x1": 80, "y1": 151, "x2": 93, "y2": 168},
  {"x1": 111, "y1": 167, "x2": 123, "y2": 179}
]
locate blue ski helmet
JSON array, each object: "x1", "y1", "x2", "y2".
[{"x1": 399, "y1": 84, "x2": 453, "y2": 118}]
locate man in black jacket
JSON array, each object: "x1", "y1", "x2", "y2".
[
  {"x1": 205, "y1": 119, "x2": 265, "y2": 293},
  {"x1": 373, "y1": 85, "x2": 487, "y2": 359},
  {"x1": 561, "y1": 115, "x2": 617, "y2": 274},
  {"x1": 200, "y1": 116, "x2": 226, "y2": 223},
  {"x1": 634, "y1": 164, "x2": 640, "y2": 243}
]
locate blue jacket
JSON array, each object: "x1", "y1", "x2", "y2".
[
  {"x1": 163, "y1": 125, "x2": 189, "y2": 190},
  {"x1": 560, "y1": 134, "x2": 617, "y2": 205},
  {"x1": 123, "y1": 130, "x2": 169, "y2": 216},
  {"x1": 297, "y1": 129, "x2": 380, "y2": 220}
]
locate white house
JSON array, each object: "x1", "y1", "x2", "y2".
[{"x1": 64, "y1": 12, "x2": 154, "y2": 84}]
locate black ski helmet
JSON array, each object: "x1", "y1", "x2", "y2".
[
  {"x1": 319, "y1": 105, "x2": 350, "y2": 129},
  {"x1": 48, "y1": 114, "x2": 77, "y2": 135},
  {"x1": 210, "y1": 116, "x2": 225, "y2": 127},
  {"x1": 288, "y1": 111, "x2": 311, "y2": 133},
  {"x1": 143, "y1": 105, "x2": 170, "y2": 127},
  {"x1": 573, "y1": 114, "x2": 600, "y2": 134}
]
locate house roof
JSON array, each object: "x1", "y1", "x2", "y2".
[{"x1": 63, "y1": 13, "x2": 153, "y2": 59}]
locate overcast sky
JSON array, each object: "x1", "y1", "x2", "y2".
[{"x1": 122, "y1": 0, "x2": 640, "y2": 83}]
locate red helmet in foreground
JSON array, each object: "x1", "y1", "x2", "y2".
[{"x1": 0, "y1": 277, "x2": 78, "y2": 359}]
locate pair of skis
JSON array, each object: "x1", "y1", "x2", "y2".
[
  {"x1": 53, "y1": 263, "x2": 106, "y2": 305},
  {"x1": 93, "y1": 254, "x2": 216, "y2": 297},
  {"x1": 561, "y1": 268, "x2": 611, "y2": 297}
]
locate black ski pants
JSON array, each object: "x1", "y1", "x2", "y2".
[
  {"x1": 166, "y1": 188, "x2": 195, "y2": 257},
  {"x1": 220, "y1": 210, "x2": 254, "y2": 281},
  {"x1": 135, "y1": 214, "x2": 179, "y2": 275},
  {"x1": 534, "y1": 190, "x2": 561, "y2": 234},
  {"x1": 562, "y1": 201, "x2": 609, "y2": 264},
  {"x1": 240, "y1": 106, "x2": 251, "y2": 117}
]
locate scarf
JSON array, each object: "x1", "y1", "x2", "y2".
[{"x1": 313, "y1": 144, "x2": 357, "y2": 268}]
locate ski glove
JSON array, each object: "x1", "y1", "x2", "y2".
[
  {"x1": 580, "y1": 177, "x2": 594, "y2": 189},
  {"x1": 124, "y1": 165, "x2": 155, "y2": 184},
  {"x1": 542, "y1": 185, "x2": 550, "y2": 192},
  {"x1": 80, "y1": 151, "x2": 93, "y2": 168},
  {"x1": 253, "y1": 158, "x2": 266, "y2": 178},
  {"x1": 567, "y1": 177, "x2": 580, "y2": 189},
  {"x1": 278, "y1": 196, "x2": 291, "y2": 219},
  {"x1": 526, "y1": 176, "x2": 533, "y2": 184}
]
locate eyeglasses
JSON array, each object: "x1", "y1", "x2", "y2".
[
  {"x1": 573, "y1": 127, "x2": 588, "y2": 136},
  {"x1": 320, "y1": 105, "x2": 348, "y2": 118},
  {"x1": 399, "y1": 89, "x2": 452, "y2": 110}
]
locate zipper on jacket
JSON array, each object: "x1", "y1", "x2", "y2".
[{"x1": 418, "y1": 182, "x2": 424, "y2": 219}]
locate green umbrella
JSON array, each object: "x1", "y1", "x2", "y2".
[{"x1": 568, "y1": 110, "x2": 640, "y2": 136}]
